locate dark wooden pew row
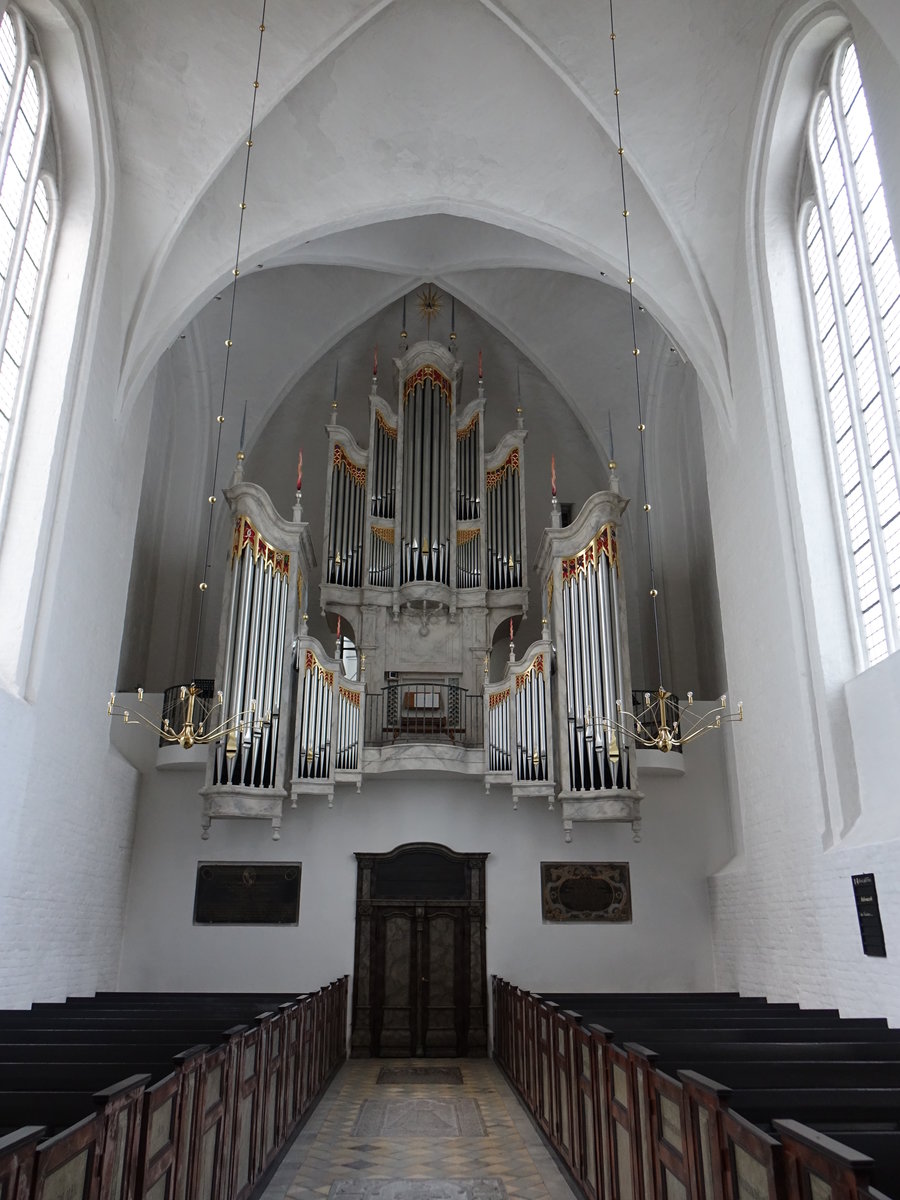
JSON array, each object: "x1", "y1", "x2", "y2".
[
  {"x1": 0, "y1": 1041, "x2": 212, "y2": 1061},
  {"x1": 492, "y1": 978, "x2": 900, "y2": 1200},
  {"x1": 0, "y1": 977, "x2": 348, "y2": 1200}
]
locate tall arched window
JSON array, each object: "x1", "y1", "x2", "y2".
[
  {"x1": 0, "y1": 5, "x2": 56, "y2": 488},
  {"x1": 800, "y1": 41, "x2": 900, "y2": 668}
]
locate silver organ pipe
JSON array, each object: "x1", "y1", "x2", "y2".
[
  {"x1": 486, "y1": 449, "x2": 522, "y2": 590},
  {"x1": 371, "y1": 409, "x2": 396, "y2": 520},
  {"x1": 215, "y1": 516, "x2": 291, "y2": 789},
  {"x1": 487, "y1": 687, "x2": 511, "y2": 773},
  {"x1": 486, "y1": 649, "x2": 550, "y2": 784},
  {"x1": 456, "y1": 528, "x2": 481, "y2": 588},
  {"x1": 295, "y1": 645, "x2": 363, "y2": 786},
  {"x1": 297, "y1": 651, "x2": 334, "y2": 780},
  {"x1": 456, "y1": 414, "x2": 480, "y2": 521},
  {"x1": 401, "y1": 366, "x2": 451, "y2": 585},
  {"x1": 368, "y1": 525, "x2": 394, "y2": 587},
  {"x1": 327, "y1": 445, "x2": 366, "y2": 587},
  {"x1": 335, "y1": 685, "x2": 362, "y2": 771},
  {"x1": 559, "y1": 525, "x2": 630, "y2": 792}
]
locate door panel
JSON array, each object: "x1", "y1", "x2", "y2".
[
  {"x1": 379, "y1": 910, "x2": 417, "y2": 1056},
  {"x1": 422, "y1": 910, "x2": 462, "y2": 1056},
  {"x1": 352, "y1": 844, "x2": 488, "y2": 1058}
]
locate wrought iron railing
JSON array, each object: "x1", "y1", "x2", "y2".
[
  {"x1": 365, "y1": 681, "x2": 483, "y2": 747},
  {"x1": 159, "y1": 679, "x2": 216, "y2": 747}
]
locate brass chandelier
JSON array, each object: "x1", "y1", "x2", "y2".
[
  {"x1": 108, "y1": 2, "x2": 270, "y2": 750},
  {"x1": 599, "y1": 0, "x2": 742, "y2": 754}
]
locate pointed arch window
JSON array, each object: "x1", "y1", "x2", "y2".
[
  {"x1": 0, "y1": 5, "x2": 56, "y2": 489},
  {"x1": 800, "y1": 41, "x2": 900, "y2": 668}
]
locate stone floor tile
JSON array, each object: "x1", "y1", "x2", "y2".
[{"x1": 260, "y1": 1059, "x2": 575, "y2": 1200}]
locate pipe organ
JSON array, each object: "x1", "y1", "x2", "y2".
[
  {"x1": 290, "y1": 637, "x2": 365, "y2": 803},
  {"x1": 197, "y1": 339, "x2": 641, "y2": 840},
  {"x1": 201, "y1": 479, "x2": 315, "y2": 839},
  {"x1": 536, "y1": 487, "x2": 642, "y2": 841},
  {"x1": 484, "y1": 627, "x2": 555, "y2": 809},
  {"x1": 321, "y1": 341, "x2": 527, "y2": 621}
]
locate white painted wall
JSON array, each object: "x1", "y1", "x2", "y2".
[{"x1": 117, "y1": 732, "x2": 732, "y2": 996}]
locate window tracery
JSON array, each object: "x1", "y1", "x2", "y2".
[
  {"x1": 800, "y1": 40, "x2": 900, "y2": 667},
  {"x1": 0, "y1": 5, "x2": 56, "y2": 490}
]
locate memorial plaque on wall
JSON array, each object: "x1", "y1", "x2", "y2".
[
  {"x1": 541, "y1": 862, "x2": 632, "y2": 922},
  {"x1": 194, "y1": 862, "x2": 301, "y2": 925}
]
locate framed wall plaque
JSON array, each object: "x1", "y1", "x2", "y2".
[
  {"x1": 193, "y1": 862, "x2": 301, "y2": 925},
  {"x1": 541, "y1": 861, "x2": 632, "y2": 923}
]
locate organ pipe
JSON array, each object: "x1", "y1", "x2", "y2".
[
  {"x1": 485, "y1": 643, "x2": 553, "y2": 798},
  {"x1": 214, "y1": 514, "x2": 292, "y2": 790},
  {"x1": 327, "y1": 444, "x2": 366, "y2": 587},
  {"x1": 292, "y1": 641, "x2": 364, "y2": 798},
  {"x1": 485, "y1": 449, "x2": 523, "y2": 590},
  {"x1": 557, "y1": 522, "x2": 631, "y2": 793}
]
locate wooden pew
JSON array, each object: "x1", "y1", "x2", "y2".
[
  {"x1": 0, "y1": 1125, "x2": 45, "y2": 1197},
  {"x1": 0, "y1": 979, "x2": 350, "y2": 1200},
  {"x1": 491, "y1": 978, "x2": 900, "y2": 1200}
]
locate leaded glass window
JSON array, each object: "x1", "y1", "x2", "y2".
[
  {"x1": 0, "y1": 6, "x2": 55, "y2": 488},
  {"x1": 801, "y1": 41, "x2": 900, "y2": 666}
]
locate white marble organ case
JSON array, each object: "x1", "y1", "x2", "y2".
[
  {"x1": 199, "y1": 341, "x2": 641, "y2": 838},
  {"x1": 321, "y1": 343, "x2": 527, "y2": 616},
  {"x1": 536, "y1": 488, "x2": 641, "y2": 841}
]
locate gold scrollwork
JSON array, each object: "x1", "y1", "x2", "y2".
[
  {"x1": 561, "y1": 522, "x2": 619, "y2": 582},
  {"x1": 403, "y1": 364, "x2": 452, "y2": 406},
  {"x1": 456, "y1": 413, "x2": 479, "y2": 441},
  {"x1": 371, "y1": 525, "x2": 395, "y2": 544},
  {"x1": 485, "y1": 448, "x2": 520, "y2": 491},
  {"x1": 333, "y1": 443, "x2": 367, "y2": 487},
  {"x1": 515, "y1": 654, "x2": 545, "y2": 691},
  {"x1": 339, "y1": 686, "x2": 361, "y2": 707},
  {"x1": 456, "y1": 528, "x2": 480, "y2": 545},
  {"x1": 231, "y1": 515, "x2": 291, "y2": 578},
  {"x1": 304, "y1": 649, "x2": 334, "y2": 687},
  {"x1": 489, "y1": 688, "x2": 511, "y2": 709},
  {"x1": 375, "y1": 409, "x2": 397, "y2": 439}
]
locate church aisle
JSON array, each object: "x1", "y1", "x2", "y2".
[{"x1": 259, "y1": 1058, "x2": 577, "y2": 1200}]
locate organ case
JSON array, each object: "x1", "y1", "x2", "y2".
[{"x1": 535, "y1": 488, "x2": 642, "y2": 841}]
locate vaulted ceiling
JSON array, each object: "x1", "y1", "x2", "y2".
[{"x1": 106, "y1": 0, "x2": 900, "y2": 694}]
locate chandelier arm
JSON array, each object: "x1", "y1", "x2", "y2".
[
  {"x1": 112, "y1": 706, "x2": 171, "y2": 737},
  {"x1": 677, "y1": 719, "x2": 728, "y2": 746}
]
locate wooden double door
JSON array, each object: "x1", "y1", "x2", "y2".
[{"x1": 351, "y1": 844, "x2": 488, "y2": 1057}]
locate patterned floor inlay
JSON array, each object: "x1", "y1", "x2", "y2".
[
  {"x1": 258, "y1": 1058, "x2": 576, "y2": 1200},
  {"x1": 377, "y1": 1067, "x2": 464, "y2": 1086},
  {"x1": 328, "y1": 1179, "x2": 507, "y2": 1200},
  {"x1": 352, "y1": 1098, "x2": 485, "y2": 1137}
]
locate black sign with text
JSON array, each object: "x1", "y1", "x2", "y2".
[{"x1": 852, "y1": 872, "x2": 886, "y2": 957}]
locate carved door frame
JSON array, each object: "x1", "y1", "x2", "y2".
[{"x1": 351, "y1": 843, "x2": 488, "y2": 1057}]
